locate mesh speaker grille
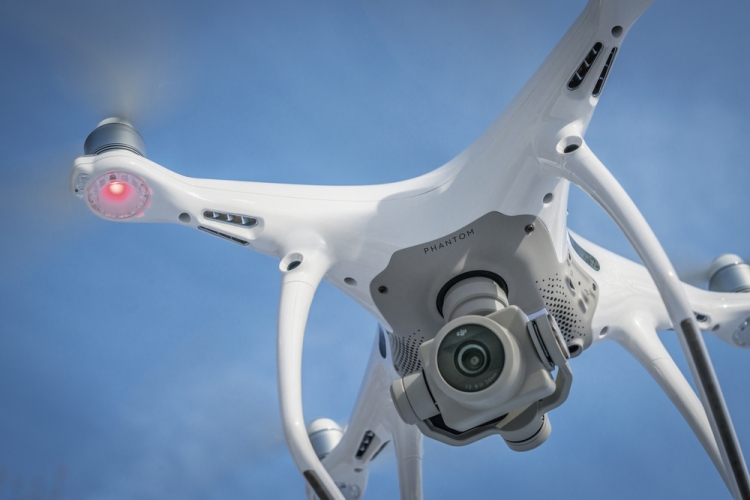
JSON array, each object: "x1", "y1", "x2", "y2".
[
  {"x1": 388, "y1": 331, "x2": 424, "y2": 376},
  {"x1": 537, "y1": 275, "x2": 585, "y2": 342}
]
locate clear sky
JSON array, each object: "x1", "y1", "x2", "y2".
[{"x1": 1, "y1": 0, "x2": 749, "y2": 498}]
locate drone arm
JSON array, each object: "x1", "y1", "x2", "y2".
[
  {"x1": 563, "y1": 143, "x2": 749, "y2": 498},
  {"x1": 609, "y1": 314, "x2": 729, "y2": 487},
  {"x1": 276, "y1": 248, "x2": 345, "y2": 500}
]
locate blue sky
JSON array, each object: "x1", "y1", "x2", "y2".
[{"x1": 1, "y1": 0, "x2": 749, "y2": 498}]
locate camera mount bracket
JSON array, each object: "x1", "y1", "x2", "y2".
[
  {"x1": 390, "y1": 306, "x2": 575, "y2": 449},
  {"x1": 527, "y1": 312, "x2": 573, "y2": 414},
  {"x1": 372, "y1": 211, "x2": 599, "y2": 377}
]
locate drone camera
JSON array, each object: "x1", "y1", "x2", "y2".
[
  {"x1": 437, "y1": 322, "x2": 506, "y2": 393},
  {"x1": 427, "y1": 312, "x2": 529, "y2": 415},
  {"x1": 391, "y1": 276, "x2": 572, "y2": 449}
]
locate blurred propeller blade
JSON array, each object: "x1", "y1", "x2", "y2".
[
  {"x1": 676, "y1": 255, "x2": 750, "y2": 288},
  {"x1": 677, "y1": 263, "x2": 712, "y2": 287},
  {"x1": 0, "y1": 0, "x2": 190, "y2": 128}
]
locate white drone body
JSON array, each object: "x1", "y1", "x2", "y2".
[{"x1": 69, "y1": 0, "x2": 750, "y2": 498}]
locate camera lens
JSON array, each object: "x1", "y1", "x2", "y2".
[
  {"x1": 456, "y1": 342, "x2": 489, "y2": 376},
  {"x1": 437, "y1": 323, "x2": 505, "y2": 393}
]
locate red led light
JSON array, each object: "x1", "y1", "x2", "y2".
[
  {"x1": 87, "y1": 172, "x2": 150, "y2": 219},
  {"x1": 107, "y1": 181, "x2": 126, "y2": 196}
]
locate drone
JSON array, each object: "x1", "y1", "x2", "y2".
[{"x1": 67, "y1": 0, "x2": 750, "y2": 498}]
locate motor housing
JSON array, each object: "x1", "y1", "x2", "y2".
[
  {"x1": 84, "y1": 118, "x2": 146, "y2": 157},
  {"x1": 708, "y1": 254, "x2": 750, "y2": 294}
]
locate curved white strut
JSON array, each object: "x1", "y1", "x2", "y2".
[
  {"x1": 391, "y1": 417, "x2": 424, "y2": 500},
  {"x1": 276, "y1": 247, "x2": 344, "y2": 500},
  {"x1": 279, "y1": 251, "x2": 424, "y2": 500},
  {"x1": 311, "y1": 326, "x2": 424, "y2": 500},
  {"x1": 608, "y1": 313, "x2": 729, "y2": 487},
  {"x1": 562, "y1": 143, "x2": 750, "y2": 498}
]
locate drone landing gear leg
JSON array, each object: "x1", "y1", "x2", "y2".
[
  {"x1": 390, "y1": 412, "x2": 424, "y2": 500},
  {"x1": 563, "y1": 142, "x2": 750, "y2": 499},
  {"x1": 316, "y1": 328, "x2": 425, "y2": 499},
  {"x1": 276, "y1": 250, "x2": 345, "y2": 500},
  {"x1": 610, "y1": 315, "x2": 730, "y2": 489}
]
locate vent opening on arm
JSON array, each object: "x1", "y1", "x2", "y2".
[
  {"x1": 198, "y1": 226, "x2": 250, "y2": 246},
  {"x1": 592, "y1": 47, "x2": 618, "y2": 97},
  {"x1": 567, "y1": 42, "x2": 603, "y2": 90},
  {"x1": 203, "y1": 210, "x2": 258, "y2": 227}
]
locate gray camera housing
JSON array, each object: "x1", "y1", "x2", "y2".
[
  {"x1": 391, "y1": 306, "x2": 558, "y2": 439},
  {"x1": 428, "y1": 307, "x2": 555, "y2": 431}
]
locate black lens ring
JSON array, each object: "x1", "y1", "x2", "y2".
[
  {"x1": 454, "y1": 340, "x2": 490, "y2": 376},
  {"x1": 437, "y1": 323, "x2": 505, "y2": 393},
  {"x1": 435, "y1": 271, "x2": 509, "y2": 318}
]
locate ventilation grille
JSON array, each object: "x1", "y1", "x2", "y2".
[
  {"x1": 197, "y1": 226, "x2": 250, "y2": 246},
  {"x1": 203, "y1": 210, "x2": 258, "y2": 227},
  {"x1": 388, "y1": 331, "x2": 425, "y2": 376},
  {"x1": 592, "y1": 47, "x2": 617, "y2": 97},
  {"x1": 355, "y1": 431, "x2": 376, "y2": 459},
  {"x1": 567, "y1": 42, "x2": 603, "y2": 90},
  {"x1": 537, "y1": 275, "x2": 584, "y2": 342}
]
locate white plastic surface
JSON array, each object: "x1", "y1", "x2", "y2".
[
  {"x1": 606, "y1": 313, "x2": 728, "y2": 486},
  {"x1": 69, "y1": 0, "x2": 659, "y2": 318},
  {"x1": 307, "y1": 418, "x2": 344, "y2": 460},
  {"x1": 709, "y1": 254, "x2": 745, "y2": 278},
  {"x1": 562, "y1": 143, "x2": 747, "y2": 497},
  {"x1": 276, "y1": 249, "x2": 344, "y2": 500},
  {"x1": 318, "y1": 329, "x2": 424, "y2": 500},
  {"x1": 67, "y1": 0, "x2": 750, "y2": 497},
  {"x1": 564, "y1": 231, "x2": 750, "y2": 497}
]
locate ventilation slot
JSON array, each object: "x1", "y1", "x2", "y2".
[
  {"x1": 592, "y1": 47, "x2": 617, "y2": 97},
  {"x1": 567, "y1": 42, "x2": 603, "y2": 90},
  {"x1": 203, "y1": 210, "x2": 258, "y2": 227},
  {"x1": 388, "y1": 332, "x2": 424, "y2": 376},
  {"x1": 570, "y1": 235, "x2": 600, "y2": 271},
  {"x1": 198, "y1": 226, "x2": 250, "y2": 246},
  {"x1": 355, "y1": 431, "x2": 376, "y2": 459},
  {"x1": 537, "y1": 275, "x2": 585, "y2": 342}
]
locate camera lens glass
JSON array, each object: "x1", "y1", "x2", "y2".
[
  {"x1": 456, "y1": 343, "x2": 488, "y2": 375},
  {"x1": 437, "y1": 323, "x2": 505, "y2": 393}
]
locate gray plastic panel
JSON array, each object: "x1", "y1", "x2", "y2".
[{"x1": 372, "y1": 212, "x2": 598, "y2": 376}]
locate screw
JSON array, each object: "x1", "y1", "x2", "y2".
[
  {"x1": 525, "y1": 224, "x2": 535, "y2": 234},
  {"x1": 378, "y1": 286, "x2": 388, "y2": 294}
]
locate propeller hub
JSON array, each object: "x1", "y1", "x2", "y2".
[
  {"x1": 84, "y1": 118, "x2": 146, "y2": 157},
  {"x1": 708, "y1": 254, "x2": 750, "y2": 293}
]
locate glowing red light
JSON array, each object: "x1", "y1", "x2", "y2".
[
  {"x1": 102, "y1": 181, "x2": 132, "y2": 201},
  {"x1": 87, "y1": 172, "x2": 149, "y2": 219},
  {"x1": 108, "y1": 182, "x2": 126, "y2": 196}
]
